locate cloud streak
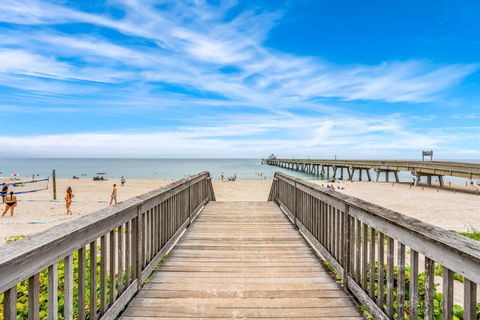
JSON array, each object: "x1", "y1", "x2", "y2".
[{"x1": 0, "y1": 0, "x2": 478, "y2": 158}]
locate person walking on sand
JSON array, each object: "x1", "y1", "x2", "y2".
[
  {"x1": 121, "y1": 176, "x2": 126, "y2": 187},
  {"x1": 110, "y1": 184, "x2": 118, "y2": 206},
  {"x1": 65, "y1": 187, "x2": 74, "y2": 215},
  {"x1": 1, "y1": 191, "x2": 17, "y2": 218}
]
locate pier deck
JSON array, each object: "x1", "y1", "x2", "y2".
[{"x1": 121, "y1": 201, "x2": 362, "y2": 319}]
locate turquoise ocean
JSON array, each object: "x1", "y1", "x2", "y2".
[{"x1": 0, "y1": 158, "x2": 478, "y2": 181}]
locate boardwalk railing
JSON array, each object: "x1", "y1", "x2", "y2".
[
  {"x1": 269, "y1": 171, "x2": 480, "y2": 320},
  {"x1": 0, "y1": 172, "x2": 215, "y2": 320}
]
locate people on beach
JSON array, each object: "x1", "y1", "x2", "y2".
[
  {"x1": 65, "y1": 187, "x2": 74, "y2": 215},
  {"x1": 110, "y1": 184, "x2": 118, "y2": 206},
  {"x1": 1, "y1": 191, "x2": 17, "y2": 218},
  {"x1": 220, "y1": 173, "x2": 224, "y2": 182},
  {"x1": 121, "y1": 176, "x2": 126, "y2": 187},
  {"x1": 1, "y1": 185, "x2": 8, "y2": 203}
]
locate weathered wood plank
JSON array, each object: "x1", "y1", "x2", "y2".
[
  {"x1": 120, "y1": 201, "x2": 361, "y2": 319},
  {"x1": 78, "y1": 247, "x2": 86, "y2": 319},
  {"x1": 28, "y1": 273, "x2": 40, "y2": 320},
  {"x1": 425, "y1": 257, "x2": 435, "y2": 320},
  {"x1": 63, "y1": 256, "x2": 73, "y2": 320},
  {"x1": 48, "y1": 264, "x2": 58, "y2": 320},
  {"x1": 90, "y1": 241, "x2": 97, "y2": 320},
  {"x1": 410, "y1": 249, "x2": 419, "y2": 320},
  {"x1": 397, "y1": 243, "x2": 406, "y2": 319}
]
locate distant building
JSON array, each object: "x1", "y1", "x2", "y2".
[{"x1": 268, "y1": 154, "x2": 277, "y2": 160}]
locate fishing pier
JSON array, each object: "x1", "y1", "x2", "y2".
[
  {"x1": 262, "y1": 158, "x2": 480, "y2": 186},
  {"x1": 1, "y1": 172, "x2": 479, "y2": 319}
]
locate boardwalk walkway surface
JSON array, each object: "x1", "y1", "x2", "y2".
[{"x1": 121, "y1": 201, "x2": 362, "y2": 319}]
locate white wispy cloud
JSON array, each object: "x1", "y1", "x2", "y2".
[
  {"x1": 0, "y1": 0, "x2": 478, "y2": 158},
  {"x1": 1, "y1": 113, "x2": 476, "y2": 158},
  {"x1": 0, "y1": 0, "x2": 476, "y2": 108}
]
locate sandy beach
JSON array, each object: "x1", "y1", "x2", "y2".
[
  {"x1": 0, "y1": 178, "x2": 272, "y2": 246},
  {"x1": 0, "y1": 177, "x2": 478, "y2": 247}
]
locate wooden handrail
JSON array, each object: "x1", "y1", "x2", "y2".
[
  {"x1": 270, "y1": 171, "x2": 480, "y2": 320},
  {"x1": 0, "y1": 172, "x2": 215, "y2": 319}
]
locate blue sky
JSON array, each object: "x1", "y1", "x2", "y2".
[{"x1": 0, "y1": 0, "x2": 479, "y2": 158}]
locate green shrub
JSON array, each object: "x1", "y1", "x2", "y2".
[{"x1": 0, "y1": 246, "x2": 123, "y2": 319}]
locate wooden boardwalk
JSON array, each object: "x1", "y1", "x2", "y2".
[{"x1": 121, "y1": 201, "x2": 362, "y2": 319}]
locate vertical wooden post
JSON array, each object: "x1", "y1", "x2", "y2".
[
  {"x1": 464, "y1": 279, "x2": 477, "y2": 320},
  {"x1": 410, "y1": 250, "x2": 419, "y2": 320},
  {"x1": 48, "y1": 264, "x2": 58, "y2": 320},
  {"x1": 188, "y1": 182, "x2": 192, "y2": 226},
  {"x1": 293, "y1": 181, "x2": 297, "y2": 227},
  {"x1": 78, "y1": 247, "x2": 86, "y2": 319},
  {"x1": 136, "y1": 205, "x2": 144, "y2": 291},
  {"x1": 424, "y1": 258, "x2": 435, "y2": 320},
  {"x1": 28, "y1": 273, "x2": 40, "y2": 320},
  {"x1": 63, "y1": 256, "x2": 73, "y2": 320},
  {"x1": 89, "y1": 241, "x2": 97, "y2": 320},
  {"x1": 52, "y1": 169, "x2": 57, "y2": 200},
  {"x1": 4, "y1": 286, "x2": 17, "y2": 320},
  {"x1": 342, "y1": 205, "x2": 350, "y2": 285}
]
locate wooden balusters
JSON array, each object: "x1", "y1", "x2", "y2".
[
  {"x1": 442, "y1": 267, "x2": 454, "y2": 320},
  {"x1": 377, "y1": 232, "x2": 385, "y2": 309},
  {"x1": 4, "y1": 286, "x2": 17, "y2": 320},
  {"x1": 28, "y1": 273, "x2": 40, "y2": 320},
  {"x1": 397, "y1": 243, "x2": 406, "y2": 320},
  {"x1": 89, "y1": 241, "x2": 97, "y2": 319},
  {"x1": 63, "y1": 256, "x2": 73, "y2": 320},
  {"x1": 409, "y1": 250, "x2": 419, "y2": 320},
  {"x1": 369, "y1": 227, "x2": 376, "y2": 299},
  {"x1": 464, "y1": 279, "x2": 477, "y2": 320},
  {"x1": 78, "y1": 247, "x2": 86, "y2": 319},
  {"x1": 100, "y1": 235, "x2": 108, "y2": 313},
  {"x1": 386, "y1": 237, "x2": 394, "y2": 318},
  {"x1": 48, "y1": 264, "x2": 58, "y2": 320},
  {"x1": 424, "y1": 258, "x2": 435, "y2": 320}
]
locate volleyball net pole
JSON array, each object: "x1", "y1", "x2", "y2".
[{"x1": 52, "y1": 169, "x2": 57, "y2": 200}]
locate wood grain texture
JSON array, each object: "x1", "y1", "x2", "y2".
[{"x1": 120, "y1": 201, "x2": 362, "y2": 319}]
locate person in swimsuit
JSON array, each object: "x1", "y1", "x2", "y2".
[
  {"x1": 1, "y1": 185, "x2": 8, "y2": 204},
  {"x1": 1, "y1": 191, "x2": 17, "y2": 218},
  {"x1": 121, "y1": 177, "x2": 125, "y2": 187},
  {"x1": 110, "y1": 184, "x2": 118, "y2": 206},
  {"x1": 65, "y1": 187, "x2": 74, "y2": 215}
]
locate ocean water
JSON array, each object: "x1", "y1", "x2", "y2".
[
  {"x1": 0, "y1": 158, "x2": 478, "y2": 182},
  {"x1": 0, "y1": 158, "x2": 316, "y2": 180}
]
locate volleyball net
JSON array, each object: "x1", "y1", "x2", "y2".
[{"x1": 0, "y1": 178, "x2": 50, "y2": 195}]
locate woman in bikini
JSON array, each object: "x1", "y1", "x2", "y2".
[
  {"x1": 1, "y1": 191, "x2": 17, "y2": 218},
  {"x1": 110, "y1": 184, "x2": 118, "y2": 206},
  {"x1": 65, "y1": 187, "x2": 74, "y2": 215}
]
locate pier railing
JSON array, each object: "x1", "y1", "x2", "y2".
[
  {"x1": 0, "y1": 172, "x2": 215, "y2": 319},
  {"x1": 265, "y1": 158, "x2": 480, "y2": 179},
  {"x1": 269, "y1": 171, "x2": 480, "y2": 320}
]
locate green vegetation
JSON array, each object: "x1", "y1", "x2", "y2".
[
  {"x1": 434, "y1": 264, "x2": 464, "y2": 283},
  {"x1": 0, "y1": 245, "x2": 122, "y2": 319},
  {"x1": 342, "y1": 262, "x2": 479, "y2": 320},
  {"x1": 5, "y1": 234, "x2": 29, "y2": 244},
  {"x1": 458, "y1": 226, "x2": 480, "y2": 242}
]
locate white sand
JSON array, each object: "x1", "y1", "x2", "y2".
[
  {"x1": 1, "y1": 177, "x2": 478, "y2": 247},
  {"x1": 0, "y1": 178, "x2": 271, "y2": 246}
]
